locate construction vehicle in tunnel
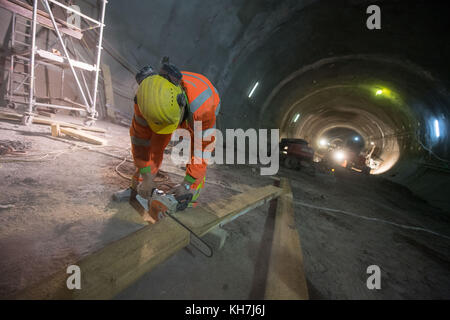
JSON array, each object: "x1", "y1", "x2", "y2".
[
  {"x1": 280, "y1": 138, "x2": 315, "y2": 170},
  {"x1": 344, "y1": 150, "x2": 371, "y2": 175},
  {"x1": 320, "y1": 147, "x2": 371, "y2": 175}
]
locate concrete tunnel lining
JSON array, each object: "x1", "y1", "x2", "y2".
[
  {"x1": 226, "y1": 51, "x2": 448, "y2": 183},
  {"x1": 219, "y1": 0, "x2": 450, "y2": 197}
]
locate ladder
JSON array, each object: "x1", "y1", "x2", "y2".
[{"x1": 1, "y1": 0, "x2": 107, "y2": 126}]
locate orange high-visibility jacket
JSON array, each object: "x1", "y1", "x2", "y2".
[{"x1": 129, "y1": 71, "x2": 220, "y2": 189}]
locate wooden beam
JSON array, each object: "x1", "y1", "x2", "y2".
[
  {"x1": 0, "y1": 0, "x2": 83, "y2": 40},
  {"x1": 264, "y1": 178, "x2": 309, "y2": 300},
  {"x1": 15, "y1": 218, "x2": 189, "y2": 299},
  {"x1": 14, "y1": 184, "x2": 283, "y2": 299},
  {"x1": 50, "y1": 123, "x2": 60, "y2": 137},
  {"x1": 60, "y1": 127, "x2": 106, "y2": 145},
  {"x1": 101, "y1": 63, "x2": 117, "y2": 121}
]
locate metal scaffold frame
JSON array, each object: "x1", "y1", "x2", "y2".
[{"x1": 1, "y1": 0, "x2": 107, "y2": 126}]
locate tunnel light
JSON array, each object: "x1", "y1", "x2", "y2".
[
  {"x1": 434, "y1": 119, "x2": 440, "y2": 138},
  {"x1": 353, "y1": 136, "x2": 360, "y2": 142},
  {"x1": 248, "y1": 82, "x2": 259, "y2": 98},
  {"x1": 293, "y1": 113, "x2": 300, "y2": 123},
  {"x1": 333, "y1": 150, "x2": 345, "y2": 161},
  {"x1": 319, "y1": 139, "x2": 327, "y2": 147},
  {"x1": 370, "y1": 141, "x2": 375, "y2": 146},
  {"x1": 376, "y1": 89, "x2": 383, "y2": 95}
]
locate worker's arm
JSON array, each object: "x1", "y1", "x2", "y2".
[
  {"x1": 130, "y1": 103, "x2": 172, "y2": 197},
  {"x1": 130, "y1": 103, "x2": 152, "y2": 169}
]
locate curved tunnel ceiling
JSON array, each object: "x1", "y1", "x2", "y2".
[
  {"x1": 103, "y1": 0, "x2": 450, "y2": 202},
  {"x1": 221, "y1": 0, "x2": 450, "y2": 179}
]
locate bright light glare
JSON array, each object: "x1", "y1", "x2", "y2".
[
  {"x1": 370, "y1": 141, "x2": 375, "y2": 145},
  {"x1": 376, "y1": 89, "x2": 383, "y2": 95},
  {"x1": 434, "y1": 119, "x2": 440, "y2": 138},
  {"x1": 248, "y1": 82, "x2": 259, "y2": 98},
  {"x1": 353, "y1": 136, "x2": 360, "y2": 141},
  {"x1": 293, "y1": 113, "x2": 300, "y2": 122},
  {"x1": 334, "y1": 150, "x2": 345, "y2": 161},
  {"x1": 319, "y1": 139, "x2": 327, "y2": 147}
]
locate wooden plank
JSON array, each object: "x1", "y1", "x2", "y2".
[
  {"x1": 0, "y1": 111, "x2": 106, "y2": 133},
  {"x1": 264, "y1": 178, "x2": 309, "y2": 300},
  {"x1": 15, "y1": 218, "x2": 189, "y2": 299},
  {"x1": 0, "y1": 0, "x2": 83, "y2": 40},
  {"x1": 33, "y1": 117, "x2": 106, "y2": 133},
  {"x1": 14, "y1": 184, "x2": 283, "y2": 299},
  {"x1": 60, "y1": 127, "x2": 106, "y2": 145},
  {"x1": 50, "y1": 123, "x2": 60, "y2": 137},
  {"x1": 203, "y1": 185, "x2": 280, "y2": 219},
  {"x1": 36, "y1": 49, "x2": 95, "y2": 71},
  {"x1": 101, "y1": 63, "x2": 116, "y2": 120}
]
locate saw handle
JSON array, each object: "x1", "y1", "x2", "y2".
[{"x1": 175, "y1": 193, "x2": 193, "y2": 211}]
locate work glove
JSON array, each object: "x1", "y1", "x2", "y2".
[
  {"x1": 137, "y1": 172, "x2": 156, "y2": 199},
  {"x1": 169, "y1": 181, "x2": 195, "y2": 211}
]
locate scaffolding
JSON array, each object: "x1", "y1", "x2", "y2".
[{"x1": 1, "y1": 0, "x2": 107, "y2": 126}]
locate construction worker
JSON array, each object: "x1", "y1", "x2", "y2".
[{"x1": 129, "y1": 59, "x2": 220, "y2": 206}]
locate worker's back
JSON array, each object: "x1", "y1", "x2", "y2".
[{"x1": 181, "y1": 71, "x2": 220, "y2": 131}]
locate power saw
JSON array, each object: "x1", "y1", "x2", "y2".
[{"x1": 129, "y1": 188, "x2": 213, "y2": 257}]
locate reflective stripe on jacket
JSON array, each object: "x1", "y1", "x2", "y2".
[{"x1": 180, "y1": 71, "x2": 220, "y2": 187}]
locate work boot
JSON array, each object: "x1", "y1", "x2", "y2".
[{"x1": 112, "y1": 188, "x2": 132, "y2": 202}]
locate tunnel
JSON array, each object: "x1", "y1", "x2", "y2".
[
  {"x1": 0, "y1": 0, "x2": 450, "y2": 300},
  {"x1": 93, "y1": 0, "x2": 450, "y2": 208}
]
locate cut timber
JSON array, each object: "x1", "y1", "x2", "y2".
[
  {"x1": 101, "y1": 64, "x2": 116, "y2": 120},
  {"x1": 60, "y1": 127, "x2": 106, "y2": 145},
  {"x1": 0, "y1": 0, "x2": 83, "y2": 40},
  {"x1": 0, "y1": 111, "x2": 106, "y2": 133},
  {"x1": 15, "y1": 218, "x2": 189, "y2": 300},
  {"x1": 32, "y1": 118, "x2": 106, "y2": 133},
  {"x1": 51, "y1": 123, "x2": 60, "y2": 137},
  {"x1": 14, "y1": 184, "x2": 283, "y2": 299},
  {"x1": 264, "y1": 178, "x2": 309, "y2": 300}
]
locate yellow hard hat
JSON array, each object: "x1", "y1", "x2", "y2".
[{"x1": 136, "y1": 75, "x2": 183, "y2": 134}]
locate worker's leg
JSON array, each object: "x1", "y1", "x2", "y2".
[
  {"x1": 189, "y1": 176, "x2": 206, "y2": 206},
  {"x1": 148, "y1": 133, "x2": 173, "y2": 175}
]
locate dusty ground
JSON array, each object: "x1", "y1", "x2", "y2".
[{"x1": 0, "y1": 112, "x2": 449, "y2": 299}]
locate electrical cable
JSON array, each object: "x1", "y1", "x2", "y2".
[
  {"x1": 415, "y1": 130, "x2": 450, "y2": 163},
  {"x1": 294, "y1": 200, "x2": 450, "y2": 241}
]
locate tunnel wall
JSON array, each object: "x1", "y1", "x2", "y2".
[
  {"x1": 0, "y1": 0, "x2": 449, "y2": 210},
  {"x1": 220, "y1": 0, "x2": 450, "y2": 210}
]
